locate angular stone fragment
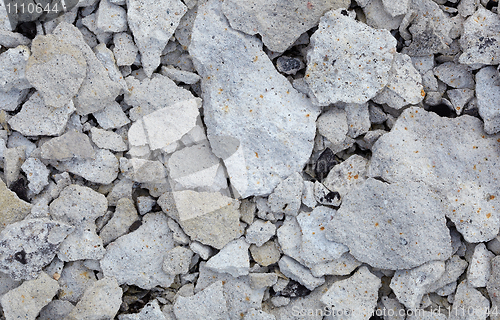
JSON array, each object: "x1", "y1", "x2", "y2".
[
  {"x1": 58, "y1": 261, "x2": 97, "y2": 303},
  {"x1": 448, "y1": 88, "x2": 474, "y2": 115},
  {"x1": 382, "y1": 0, "x2": 409, "y2": 17},
  {"x1": 1, "y1": 272, "x2": 59, "y2": 320},
  {"x1": 162, "y1": 246, "x2": 193, "y2": 276},
  {"x1": 93, "y1": 102, "x2": 130, "y2": 130},
  {"x1": 488, "y1": 256, "x2": 500, "y2": 320},
  {"x1": 58, "y1": 220, "x2": 106, "y2": 262},
  {"x1": 161, "y1": 65, "x2": 201, "y2": 84},
  {"x1": 65, "y1": 277, "x2": 123, "y2": 320},
  {"x1": 459, "y1": 7, "x2": 500, "y2": 66},
  {"x1": 467, "y1": 243, "x2": 495, "y2": 288},
  {"x1": 245, "y1": 219, "x2": 276, "y2": 247},
  {"x1": 58, "y1": 148, "x2": 119, "y2": 184},
  {"x1": 38, "y1": 300, "x2": 75, "y2": 320},
  {"x1": 249, "y1": 241, "x2": 281, "y2": 267},
  {"x1": 244, "y1": 309, "x2": 276, "y2": 320},
  {"x1": 425, "y1": 255, "x2": 468, "y2": 294},
  {"x1": 100, "y1": 212, "x2": 175, "y2": 289},
  {"x1": 323, "y1": 155, "x2": 368, "y2": 200},
  {"x1": 326, "y1": 178, "x2": 452, "y2": 270},
  {"x1": 21, "y1": 157, "x2": 50, "y2": 194},
  {"x1": 390, "y1": 261, "x2": 445, "y2": 309},
  {"x1": 476, "y1": 66, "x2": 500, "y2": 134},
  {"x1": 41, "y1": 131, "x2": 95, "y2": 161},
  {"x1": 90, "y1": 127, "x2": 127, "y2": 152},
  {"x1": 314, "y1": 181, "x2": 341, "y2": 206},
  {"x1": 0, "y1": 178, "x2": 31, "y2": 231},
  {"x1": 189, "y1": 0, "x2": 319, "y2": 198},
  {"x1": 120, "y1": 300, "x2": 166, "y2": 320},
  {"x1": 320, "y1": 266, "x2": 381, "y2": 320},
  {"x1": 0, "y1": 45, "x2": 31, "y2": 92},
  {"x1": 113, "y1": 32, "x2": 138, "y2": 66},
  {"x1": 297, "y1": 207, "x2": 348, "y2": 267},
  {"x1": 278, "y1": 256, "x2": 325, "y2": 290},
  {"x1": 9, "y1": 92, "x2": 75, "y2": 136},
  {"x1": 222, "y1": 0, "x2": 349, "y2": 52},
  {"x1": 127, "y1": 0, "x2": 187, "y2": 76},
  {"x1": 96, "y1": 0, "x2": 127, "y2": 33},
  {"x1": 362, "y1": 0, "x2": 404, "y2": 31},
  {"x1": 305, "y1": 9, "x2": 396, "y2": 105},
  {"x1": 99, "y1": 198, "x2": 139, "y2": 245},
  {"x1": 206, "y1": 238, "x2": 250, "y2": 277},
  {"x1": 26, "y1": 34, "x2": 86, "y2": 108},
  {"x1": 0, "y1": 219, "x2": 73, "y2": 280},
  {"x1": 368, "y1": 107, "x2": 500, "y2": 242},
  {"x1": 310, "y1": 252, "x2": 362, "y2": 277},
  {"x1": 267, "y1": 172, "x2": 303, "y2": 216},
  {"x1": 174, "y1": 281, "x2": 229, "y2": 320},
  {"x1": 164, "y1": 190, "x2": 242, "y2": 249},
  {"x1": 0, "y1": 87, "x2": 29, "y2": 111},
  {"x1": 52, "y1": 22, "x2": 122, "y2": 115},
  {"x1": 434, "y1": 62, "x2": 474, "y2": 89},
  {"x1": 449, "y1": 281, "x2": 490, "y2": 320}
]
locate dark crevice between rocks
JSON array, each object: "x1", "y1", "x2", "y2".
[
  {"x1": 15, "y1": 21, "x2": 37, "y2": 40},
  {"x1": 427, "y1": 103, "x2": 457, "y2": 118},
  {"x1": 10, "y1": 177, "x2": 29, "y2": 202},
  {"x1": 270, "y1": 279, "x2": 311, "y2": 298}
]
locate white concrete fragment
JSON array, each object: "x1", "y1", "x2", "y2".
[
  {"x1": 467, "y1": 243, "x2": 495, "y2": 288},
  {"x1": 100, "y1": 212, "x2": 175, "y2": 289},
  {"x1": 41, "y1": 131, "x2": 95, "y2": 161},
  {"x1": 278, "y1": 256, "x2": 325, "y2": 290},
  {"x1": 0, "y1": 87, "x2": 29, "y2": 111},
  {"x1": 120, "y1": 300, "x2": 167, "y2": 320},
  {"x1": 58, "y1": 220, "x2": 106, "y2": 262},
  {"x1": 245, "y1": 219, "x2": 276, "y2": 247},
  {"x1": 93, "y1": 102, "x2": 130, "y2": 130},
  {"x1": 189, "y1": 0, "x2": 319, "y2": 198},
  {"x1": 58, "y1": 148, "x2": 119, "y2": 184},
  {"x1": 113, "y1": 32, "x2": 138, "y2": 66},
  {"x1": 449, "y1": 281, "x2": 490, "y2": 320},
  {"x1": 100, "y1": 198, "x2": 139, "y2": 245},
  {"x1": 317, "y1": 108, "x2": 348, "y2": 145},
  {"x1": 120, "y1": 158, "x2": 166, "y2": 183},
  {"x1": 206, "y1": 238, "x2": 250, "y2": 277},
  {"x1": 267, "y1": 172, "x2": 303, "y2": 216},
  {"x1": 22, "y1": 157, "x2": 50, "y2": 194},
  {"x1": 382, "y1": 0, "x2": 409, "y2": 17},
  {"x1": 162, "y1": 246, "x2": 193, "y2": 276},
  {"x1": 96, "y1": 0, "x2": 127, "y2": 33},
  {"x1": 161, "y1": 65, "x2": 201, "y2": 84},
  {"x1": 476, "y1": 66, "x2": 500, "y2": 134},
  {"x1": 38, "y1": 300, "x2": 75, "y2": 320},
  {"x1": 310, "y1": 252, "x2": 362, "y2": 277},
  {"x1": 434, "y1": 62, "x2": 475, "y2": 89},
  {"x1": 90, "y1": 127, "x2": 127, "y2": 152},
  {"x1": 305, "y1": 9, "x2": 396, "y2": 105},
  {"x1": 250, "y1": 241, "x2": 281, "y2": 267},
  {"x1": 323, "y1": 154, "x2": 368, "y2": 200},
  {"x1": 174, "y1": 281, "x2": 229, "y2": 320},
  {"x1": 0, "y1": 45, "x2": 31, "y2": 92},
  {"x1": 58, "y1": 260, "x2": 97, "y2": 303}
]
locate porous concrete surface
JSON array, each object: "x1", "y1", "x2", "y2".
[{"x1": 0, "y1": 0, "x2": 497, "y2": 319}]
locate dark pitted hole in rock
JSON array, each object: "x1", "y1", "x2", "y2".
[
  {"x1": 428, "y1": 103, "x2": 456, "y2": 118},
  {"x1": 391, "y1": 30, "x2": 405, "y2": 53},
  {"x1": 341, "y1": 9, "x2": 348, "y2": 16},
  {"x1": 128, "y1": 220, "x2": 142, "y2": 232},
  {"x1": 274, "y1": 280, "x2": 311, "y2": 298},
  {"x1": 14, "y1": 250, "x2": 27, "y2": 264},
  {"x1": 10, "y1": 177, "x2": 29, "y2": 202},
  {"x1": 314, "y1": 148, "x2": 338, "y2": 181},
  {"x1": 324, "y1": 191, "x2": 340, "y2": 203},
  {"x1": 486, "y1": 0, "x2": 498, "y2": 10},
  {"x1": 15, "y1": 21, "x2": 37, "y2": 39}
]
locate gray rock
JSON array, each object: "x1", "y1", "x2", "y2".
[
  {"x1": 167, "y1": 217, "x2": 190, "y2": 245},
  {"x1": 21, "y1": 157, "x2": 50, "y2": 194},
  {"x1": 174, "y1": 281, "x2": 229, "y2": 320},
  {"x1": 100, "y1": 212, "x2": 175, "y2": 289},
  {"x1": 162, "y1": 246, "x2": 193, "y2": 276},
  {"x1": 426, "y1": 255, "x2": 468, "y2": 294},
  {"x1": 190, "y1": 241, "x2": 214, "y2": 261},
  {"x1": 345, "y1": 103, "x2": 371, "y2": 138},
  {"x1": 189, "y1": 0, "x2": 319, "y2": 198},
  {"x1": 0, "y1": 218, "x2": 73, "y2": 280},
  {"x1": 382, "y1": 0, "x2": 409, "y2": 17},
  {"x1": 249, "y1": 241, "x2": 281, "y2": 267},
  {"x1": 459, "y1": 7, "x2": 500, "y2": 66},
  {"x1": 96, "y1": 0, "x2": 127, "y2": 33},
  {"x1": 221, "y1": 0, "x2": 349, "y2": 52},
  {"x1": 4, "y1": 146, "x2": 25, "y2": 187},
  {"x1": 58, "y1": 148, "x2": 119, "y2": 184},
  {"x1": 137, "y1": 196, "x2": 156, "y2": 215},
  {"x1": 58, "y1": 261, "x2": 97, "y2": 303},
  {"x1": 161, "y1": 65, "x2": 201, "y2": 84},
  {"x1": 94, "y1": 44, "x2": 128, "y2": 92},
  {"x1": 127, "y1": 0, "x2": 187, "y2": 76},
  {"x1": 277, "y1": 215, "x2": 305, "y2": 264},
  {"x1": 390, "y1": 261, "x2": 445, "y2": 309},
  {"x1": 41, "y1": 131, "x2": 95, "y2": 161},
  {"x1": 38, "y1": 300, "x2": 75, "y2": 320},
  {"x1": 449, "y1": 281, "x2": 490, "y2": 320},
  {"x1": 267, "y1": 172, "x2": 303, "y2": 216},
  {"x1": 113, "y1": 32, "x2": 138, "y2": 67},
  {"x1": 320, "y1": 266, "x2": 381, "y2": 320},
  {"x1": 301, "y1": 180, "x2": 317, "y2": 209},
  {"x1": 368, "y1": 107, "x2": 500, "y2": 243},
  {"x1": 457, "y1": 0, "x2": 478, "y2": 17},
  {"x1": 120, "y1": 158, "x2": 167, "y2": 184},
  {"x1": 206, "y1": 238, "x2": 250, "y2": 277},
  {"x1": 488, "y1": 256, "x2": 500, "y2": 320},
  {"x1": 434, "y1": 62, "x2": 475, "y2": 89},
  {"x1": 99, "y1": 198, "x2": 139, "y2": 245},
  {"x1": 0, "y1": 177, "x2": 32, "y2": 231},
  {"x1": 0, "y1": 45, "x2": 31, "y2": 92},
  {"x1": 317, "y1": 108, "x2": 348, "y2": 146},
  {"x1": 52, "y1": 22, "x2": 121, "y2": 115},
  {"x1": 476, "y1": 66, "x2": 500, "y2": 134},
  {"x1": 467, "y1": 243, "x2": 495, "y2": 288},
  {"x1": 448, "y1": 88, "x2": 475, "y2": 115},
  {"x1": 1, "y1": 272, "x2": 59, "y2": 320},
  {"x1": 9, "y1": 92, "x2": 75, "y2": 136},
  {"x1": 164, "y1": 190, "x2": 243, "y2": 249},
  {"x1": 90, "y1": 127, "x2": 127, "y2": 152},
  {"x1": 119, "y1": 300, "x2": 167, "y2": 320},
  {"x1": 92, "y1": 102, "x2": 130, "y2": 130},
  {"x1": 314, "y1": 181, "x2": 341, "y2": 207},
  {"x1": 26, "y1": 34, "x2": 86, "y2": 108},
  {"x1": 0, "y1": 87, "x2": 29, "y2": 111},
  {"x1": 244, "y1": 309, "x2": 276, "y2": 320},
  {"x1": 362, "y1": 0, "x2": 404, "y2": 31},
  {"x1": 305, "y1": 8, "x2": 396, "y2": 105},
  {"x1": 58, "y1": 220, "x2": 106, "y2": 262},
  {"x1": 245, "y1": 219, "x2": 276, "y2": 247},
  {"x1": 65, "y1": 277, "x2": 123, "y2": 320},
  {"x1": 278, "y1": 256, "x2": 325, "y2": 290},
  {"x1": 326, "y1": 178, "x2": 452, "y2": 270},
  {"x1": 310, "y1": 252, "x2": 362, "y2": 277},
  {"x1": 323, "y1": 154, "x2": 368, "y2": 200}
]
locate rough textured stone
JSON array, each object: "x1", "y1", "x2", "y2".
[
  {"x1": 1, "y1": 272, "x2": 59, "y2": 320},
  {"x1": 323, "y1": 154, "x2": 368, "y2": 200},
  {"x1": 119, "y1": 300, "x2": 166, "y2": 320},
  {"x1": 320, "y1": 266, "x2": 381, "y2": 320},
  {"x1": 21, "y1": 157, "x2": 50, "y2": 194},
  {"x1": 113, "y1": 32, "x2": 138, "y2": 66},
  {"x1": 305, "y1": 9, "x2": 396, "y2": 105},
  {"x1": 127, "y1": 0, "x2": 187, "y2": 76},
  {"x1": 41, "y1": 131, "x2": 95, "y2": 161},
  {"x1": 467, "y1": 243, "x2": 495, "y2": 288},
  {"x1": 0, "y1": 178, "x2": 31, "y2": 231},
  {"x1": 58, "y1": 148, "x2": 119, "y2": 184},
  {"x1": 189, "y1": 0, "x2": 319, "y2": 198},
  {"x1": 174, "y1": 281, "x2": 229, "y2": 320},
  {"x1": 488, "y1": 256, "x2": 500, "y2": 320},
  {"x1": 267, "y1": 172, "x2": 303, "y2": 216},
  {"x1": 426, "y1": 255, "x2": 468, "y2": 294},
  {"x1": 278, "y1": 256, "x2": 325, "y2": 290},
  {"x1": 38, "y1": 300, "x2": 75, "y2": 320},
  {"x1": 26, "y1": 34, "x2": 86, "y2": 108},
  {"x1": 65, "y1": 277, "x2": 123, "y2": 320},
  {"x1": 206, "y1": 238, "x2": 250, "y2": 277},
  {"x1": 249, "y1": 241, "x2": 281, "y2": 267},
  {"x1": 0, "y1": 45, "x2": 31, "y2": 92},
  {"x1": 245, "y1": 219, "x2": 276, "y2": 247},
  {"x1": 449, "y1": 281, "x2": 490, "y2": 320},
  {"x1": 310, "y1": 252, "x2": 362, "y2": 277},
  {"x1": 58, "y1": 220, "x2": 106, "y2": 262},
  {"x1": 90, "y1": 127, "x2": 127, "y2": 152},
  {"x1": 434, "y1": 62, "x2": 474, "y2": 89},
  {"x1": 0, "y1": 219, "x2": 73, "y2": 280},
  {"x1": 58, "y1": 261, "x2": 97, "y2": 304},
  {"x1": 222, "y1": 0, "x2": 349, "y2": 52},
  {"x1": 100, "y1": 212, "x2": 175, "y2": 289},
  {"x1": 476, "y1": 66, "x2": 500, "y2": 134},
  {"x1": 368, "y1": 107, "x2": 500, "y2": 243},
  {"x1": 162, "y1": 246, "x2": 193, "y2": 276},
  {"x1": 99, "y1": 198, "x2": 139, "y2": 245},
  {"x1": 326, "y1": 178, "x2": 452, "y2": 270}
]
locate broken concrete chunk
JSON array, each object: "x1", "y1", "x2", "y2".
[
  {"x1": 127, "y1": 0, "x2": 187, "y2": 76},
  {"x1": 0, "y1": 178, "x2": 32, "y2": 230},
  {"x1": 317, "y1": 108, "x2": 349, "y2": 146},
  {"x1": 120, "y1": 158, "x2": 166, "y2": 184},
  {"x1": 459, "y1": 7, "x2": 500, "y2": 66},
  {"x1": 314, "y1": 181, "x2": 341, "y2": 207},
  {"x1": 368, "y1": 107, "x2": 500, "y2": 243},
  {"x1": 426, "y1": 255, "x2": 468, "y2": 294},
  {"x1": 278, "y1": 256, "x2": 324, "y2": 291},
  {"x1": 488, "y1": 256, "x2": 500, "y2": 320},
  {"x1": 161, "y1": 65, "x2": 201, "y2": 84},
  {"x1": 449, "y1": 281, "x2": 490, "y2": 320},
  {"x1": 94, "y1": 43, "x2": 128, "y2": 92},
  {"x1": 323, "y1": 154, "x2": 368, "y2": 200},
  {"x1": 245, "y1": 219, "x2": 276, "y2": 247},
  {"x1": 120, "y1": 300, "x2": 167, "y2": 320},
  {"x1": 382, "y1": 0, "x2": 409, "y2": 17},
  {"x1": 434, "y1": 62, "x2": 474, "y2": 89},
  {"x1": 467, "y1": 243, "x2": 495, "y2": 288},
  {"x1": 222, "y1": 0, "x2": 349, "y2": 52},
  {"x1": 9, "y1": 92, "x2": 75, "y2": 136},
  {"x1": 162, "y1": 246, "x2": 193, "y2": 276},
  {"x1": 58, "y1": 220, "x2": 106, "y2": 262},
  {"x1": 345, "y1": 103, "x2": 371, "y2": 138},
  {"x1": 93, "y1": 102, "x2": 130, "y2": 130},
  {"x1": 58, "y1": 148, "x2": 119, "y2": 184},
  {"x1": 310, "y1": 252, "x2": 362, "y2": 277},
  {"x1": 250, "y1": 241, "x2": 281, "y2": 267},
  {"x1": 320, "y1": 266, "x2": 381, "y2": 320},
  {"x1": 99, "y1": 198, "x2": 139, "y2": 245},
  {"x1": 326, "y1": 178, "x2": 452, "y2": 270},
  {"x1": 21, "y1": 157, "x2": 50, "y2": 194},
  {"x1": 476, "y1": 66, "x2": 500, "y2": 134},
  {"x1": 113, "y1": 32, "x2": 138, "y2": 66},
  {"x1": 90, "y1": 127, "x2": 127, "y2": 152},
  {"x1": 305, "y1": 8, "x2": 396, "y2": 105},
  {"x1": 0, "y1": 87, "x2": 29, "y2": 112},
  {"x1": 26, "y1": 34, "x2": 86, "y2": 108},
  {"x1": 267, "y1": 172, "x2": 303, "y2": 216},
  {"x1": 174, "y1": 281, "x2": 229, "y2": 320},
  {"x1": 0, "y1": 218, "x2": 73, "y2": 280},
  {"x1": 0, "y1": 45, "x2": 31, "y2": 92},
  {"x1": 100, "y1": 212, "x2": 175, "y2": 289},
  {"x1": 41, "y1": 131, "x2": 95, "y2": 161},
  {"x1": 38, "y1": 300, "x2": 75, "y2": 320},
  {"x1": 58, "y1": 261, "x2": 97, "y2": 304},
  {"x1": 1, "y1": 272, "x2": 59, "y2": 320},
  {"x1": 65, "y1": 277, "x2": 123, "y2": 320},
  {"x1": 390, "y1": 261, "x2": 445, "y2": 309},
  {"x1": 206, "y1": 237, "x2": 250, "y2": 277},
  {"x1": 96, "y1": 0, "x2": 127, "y2": 33},
  {"x1": 362, "y1": 0, "x2": 404, "y2": 31},
  {"x1": 189, "y1": 0, "x2": 319, "y2": 198}
]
